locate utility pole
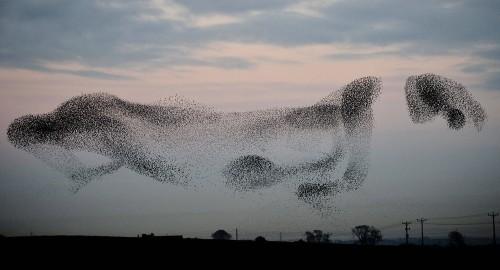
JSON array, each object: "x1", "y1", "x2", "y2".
[
  {"x1": 402, "y1": 221, "x2": 411, "y2": 245},
  {"x1": 488, "y1": 212, "x2": 498, "y2": 246},
  {"x1": 235, "y1": 229, "x2": 238, "y2": 241},
  {"x1": 279, "y1": 232, "x2": 282, "y2": 242},
  {"x1": 417, "y1": 218, "x2": 427, "y2": 246}
]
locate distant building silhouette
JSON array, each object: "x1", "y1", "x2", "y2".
[
  {"x1": 156, "y1": 235, "x2": 183, "y2": 241},
  {"x1": 140, "y1": 233, "x2": 183, "y2": 241},
  {"x1": 142, "y1": 233, "x2": 155, "y2": 238}
]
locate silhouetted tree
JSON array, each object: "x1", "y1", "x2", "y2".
[
  {"x1": 211, "y1": 230, "x2": 232, "y2": 240},
  {"x1": 304, "y1": 230, "x2": 330, "y2": 243},
  {"x1": 255, "y1": 236, "x2": 267, "y2": 242},
  {"x1": 352, "y1": 225, "x2": 383, "y2": 245},
  {"x1": 448, "y1": 231, "x2": 465, "y2": 246}
]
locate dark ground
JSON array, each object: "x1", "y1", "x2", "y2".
[{"x1": 2, "y1": 236, "x2": 498, "y2": 266}]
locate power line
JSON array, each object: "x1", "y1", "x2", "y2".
[
  {"x1": 417, "y1": 218, "x2": 427, "y2": 246},
  {"x1": 375, "y1": 212, "x2": 494, "y2": 233},
  {"x1": 488, "y1": 212, "x2": 499, "y2": 246},
  {"x1": 170, "y1": 210, "x2": 500, "y2": 241},
  {"x1": 428, "y1": 213, "x2": 489, "y2": 221},
  {"x1": 402, "y1": 221, "x2": 411, "y2": 245},
  {"x1": 427, "y1": 222, "x2": 492, "y2": 226},
  {"x1": 379, "y1": 223, "x2": 403, "y2": 230}
]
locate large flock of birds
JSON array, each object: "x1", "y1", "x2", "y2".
[{"x1": 7, "y1": 74, "x2": 486, "y2": 210}]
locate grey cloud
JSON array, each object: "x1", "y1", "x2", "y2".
[
  {"x1": 174, "y1": 0, "x2": 297, "y2": 14},
  {"x1": 460, "y1": 64, "x2": 488, "y2": 74},
  {"x1": 483, "y1": 72, "x2": 500, "y2": 91},
  {"x1": 230, "y1": 0, "x2": 500, "y2": 48},
  {"x1": 476, "y1": 46, "x2": 500, "y2": 61},
  {"x1": 1, "y1": 0, "x2": 499, "y2": 79},
  {"x1": 255, "y1": 56, "x2": 300, "y2": 65},
  {"x1": 208, "y1": 57, "x2": 256, "y2": 69},
  {"x1": 460, "y1": 65, "x2": 500, "y2": 91},
  {"x1": 0, "y1": 59, "x2": 134, "y2": 80},
  {"x1": 156, "y1": 56, "x2": 255, "y2": 70},
  {"x1": 56, "y1": 69, "x2": 134, "y2": 80},
  {"x1": 0, "y1": 0, "x2": 213, "y2": 79},
  {"x1": 458, "y1": 59, "x2": 500, "y2": 91},
  {"x1": 326, "y1": 51, "x2": 406, "y2": 61}
]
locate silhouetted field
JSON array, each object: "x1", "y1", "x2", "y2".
[{"x1": 2, "y1": 235, "x2": 497, "y2": 265}]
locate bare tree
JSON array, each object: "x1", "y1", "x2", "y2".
[
  {"x1": 448, "y1": 231, "x2": 465, "y2": 246},
  {"x1": 211, "y1": 229, "x2": 232, "y2": 240},
  {"x1": 352, "y1": 225, "x2": 383, "y2": 245},
  {"x1": 255, "y1": 236, "x2": 267, "y2": 242},
  {"x1": 304, "y1": 230, "x2": 331, "y2": 243}
]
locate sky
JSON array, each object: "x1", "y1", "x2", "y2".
[{"x1": 0, "y1": 0, "x2": 499, "y2": 240}]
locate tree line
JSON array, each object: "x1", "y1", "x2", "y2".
[{"x1": 211, "y1": 225, "x2": 466, "y2": 246}]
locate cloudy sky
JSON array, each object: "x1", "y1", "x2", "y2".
[{"x1": 1, "y1": 0, "x2": 499, "y2": 240}]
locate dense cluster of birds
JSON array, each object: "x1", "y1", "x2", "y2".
[
  {"x1": 405, "y1": 73, "x2": 486, "y2": 131},
  {"x1": 6, "y1": 74, "x2": 486, "y2": 211}
]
